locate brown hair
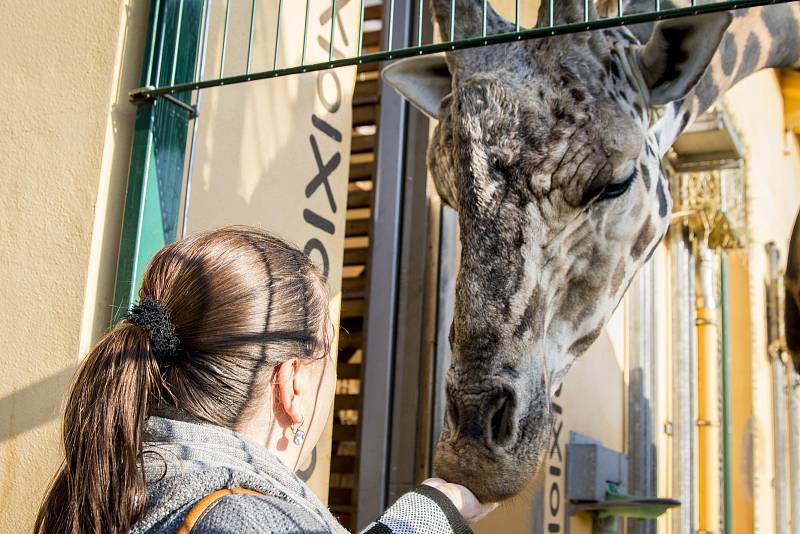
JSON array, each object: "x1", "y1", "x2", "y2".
[{"x1": 34, "y1": 226, "x2": 331, "y2": 534}]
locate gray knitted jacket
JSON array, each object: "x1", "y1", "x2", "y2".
[{"x1": 130, "y1": 414, "x2": 471, "y2": 534}]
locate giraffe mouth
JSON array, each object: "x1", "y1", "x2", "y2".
[{"x1": 433, "y1": 375, "x2": 553, "y2": 502}]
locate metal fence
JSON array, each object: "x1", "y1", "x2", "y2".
[{"x1": 130, "y1": 0, "x2": 794, "y2": 103}]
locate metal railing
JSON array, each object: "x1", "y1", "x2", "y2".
[{"x1": 130, "y1": 0, "x2": 794, "y2": 103}]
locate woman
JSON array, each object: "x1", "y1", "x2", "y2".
[{"x1": 35, "y1": 227, "x2": 496, "y2": 533}]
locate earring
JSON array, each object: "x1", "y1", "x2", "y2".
[{"x1": 292, "y1": 415, "x2": 305, "y2": 446}]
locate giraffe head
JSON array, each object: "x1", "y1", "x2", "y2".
[{"x1": 383, "y1": 0, "x2": 731, "y2": 501}]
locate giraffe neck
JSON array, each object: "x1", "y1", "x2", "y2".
[{"x1": 652, "y1": 3, "x2": 800, "y2": 153}]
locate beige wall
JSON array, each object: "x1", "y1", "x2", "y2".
[{"x1": 0, "y1": 1, "x2": 147, "y2": 530}]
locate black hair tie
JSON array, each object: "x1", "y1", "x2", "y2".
[{"x1": 126, "y1": 298, "x2": 181, "y2": 362}]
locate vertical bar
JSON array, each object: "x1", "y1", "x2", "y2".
[
  {"x1": 515, "y1": 0, "x2": 520, "y2": 31},
  {"x1": 417, "y1": 0, "x2": 424, "y2": 46},
  {"x1": 768, "y1": 243, "x2": 790, "y2": 534},
  {"x1": 219, "y1": 0, "x2": 231, "y2": 78},
  {"x1": 482, "y1": 0, "x2": 488, "y2": 37},
  {"x1": 696, "y1": 242, "x2": 721, "y2": 534},
  {"x1": 329, "y1": 0, "x2": 337, "y2": 61},
  {"x1": 144, "y1": 0, "x2": 162, "y2": 87},
  {"x1": 617, "y1": 0, "x2": 623, "y2": 17},
  {"x1": 153, "y1": 0, "x2": 169, "y2": 87},
  {"x1": 720, "y1": 253, "x2": 733, "y2": 534},
  {"x1": 583, "y1": 0, "x2": 589, "y2": 22},
  {"x1": 450, "y1": 0, "x2": 455, "y2": 41},
  {"x1": 170, "y1": 0, "x2": 186, "y2": 86},
  {"x1": 387, "y1": 88, "x2": 434, "y2": 504},
  {"x1": 387, "y1": 0, "x2": 396, "y2": 51},
  {"x1": 246, "y1": 0, "x2": 257, "y2": 75},
  {"x1": 301, "y1": 0, "x2": 311, "y2": 65},
  {"x1": 359, "y1": 0, "x2": 366, "y2": 54},
  {"x1": 357, "y1": 0, "x2": 414, "y2": 528},
  {"x1": 273, "y1": 0, "x2": 283, "y2": 69},
  {"x1": 626, "y1": 263, "x2": 658, "y2": 534},
  {"x1": 194, "y1": 0, "x2": 209, "y2": 84},
  {"x1": 789, "y1": 373, "x2": 800, "y2": 534},
  {"x1": 774, "y1": 358, "x2": 789, "y2": 534},
  {"x1": 669, "y1": 224, "x2": 695, "y2": 534},
  {"x1": 655, "y1": 0, "x2": 661, "y2": 12},
  {"x1": 183, "y1": 0, "x2": 212, "y2": 239},
  {"x1": 549, "y1": 0, "x2": 554, "y2": 27}
]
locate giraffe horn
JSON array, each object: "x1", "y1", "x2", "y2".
[
  {"x1": 428, "y1": 1, "x2": 516, "y2": 77},
  {"x1": 430, "y1": 0, "x2": 515, "y2": 42},
  {"x1": 535, "y1": 0, "x2": 600, "y2": 27}
]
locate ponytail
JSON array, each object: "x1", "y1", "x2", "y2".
[{"x1": 35, "y1": 321, "x2": 162, "y2": 534}]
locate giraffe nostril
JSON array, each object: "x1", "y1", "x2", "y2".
[{"x1": 488, "y1": 389, "x2": 515, "y2": 446}]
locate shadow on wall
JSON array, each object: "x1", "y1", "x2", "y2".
[
  {"x1": 0, "y1": 367, "x2": 76, "y2": 442},
  {"x1": 81, "y1": 0, "x2": 151, "y2": 346}
]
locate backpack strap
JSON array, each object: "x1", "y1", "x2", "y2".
[{"x1": 177, "y1": 488, "x2": 264, "y2": 533}]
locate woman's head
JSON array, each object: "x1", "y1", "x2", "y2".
[
  {"x1": 139, "y1": 226, "x2": 332, "y2": 426},
  {"x1": 36, "y1": 226, "x2": 334, "y2": 534}
]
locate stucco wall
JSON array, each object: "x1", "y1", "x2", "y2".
[{"x1": 0, "y1": 1, "x2": 147, "y2": 530}]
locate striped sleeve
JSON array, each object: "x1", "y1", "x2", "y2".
[{"x1": 359, "y1": 485, "x2": 472, "y2": 534}]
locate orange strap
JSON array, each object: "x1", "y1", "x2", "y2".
[{"x1": 177, "y1": 488, "x2": 263, "y2": 534}]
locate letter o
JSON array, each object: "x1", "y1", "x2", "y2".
[
  {"x1": 304, "y1": 238, "x2": 330, "y2": 278},
  {"x1": 317, "y1": 71, "x2": 341, "y2": 114},
  {"x1": 549, "y1": 481, "x2": 560, "y2": 516}
]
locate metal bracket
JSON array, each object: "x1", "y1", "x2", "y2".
[{"x1": 129, "y1": 86, "x2": 199, "y2": 119}]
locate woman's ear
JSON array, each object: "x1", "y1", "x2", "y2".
[{"x1": 275, "y1": 359, "x2": 303, "y2": 424}]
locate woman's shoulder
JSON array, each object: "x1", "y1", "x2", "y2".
[{"x1": 190, "y1": 492, "x2": 332, "y2": 534}]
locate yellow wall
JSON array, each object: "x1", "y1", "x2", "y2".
[
  {"x1": 724, "y1": 69, "x2": 800, "y2": 534},
  {"x1": 0, "y1": 1, "x2": 147, "y2": 530}
]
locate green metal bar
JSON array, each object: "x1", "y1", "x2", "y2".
[
  {"x1": 584, "y1": 0, "x2": 589, "y2": 21},
  {"x1": 359, "y1": 0, "x2": 366, "y2": 54},
  {"x1": 450, "y1": 0, "x2": 455, "y2": 41},
  {"x1": 131, "y1": 0, "x2": 794, "y2": 99},
  {"x1": 219, "y1": 0, "x2": 231, "y2": 77},
  {"x1": 483, "y1": 0, "x2": 488, "y2": 37},
  {"x1": 656, "y1": 0, "x2": 661, "y2": 11},
  {"x1": 170, "y1": 0, "x2": 185, "y2": 85},
  {"x1": 515, "y1": 0, "x2": 520, "y2": 31},
  {"x1": 418, "y1": 0, "x2": 424, "y2": 46},
  {"x1": 274, "y1": 0, "x2": 283, "y2": 69},
  {"x1": 144, "y1": 0, "x2": 162, "y2": 87},
  {"x1": 301, "y1": 0, "x2": 311, "y2": 65},
  {"x1": 720, "y1": 252, "x2": 733, "y2": 534},
  {"x1": 153, "y1": 0, "x2": 169, "y2": 87},
  {"x1": 247, "y1": 0, "x2": 257, "y2": 75},
  {"x1": 618, "y1": 0, "x2": 623, "y2": 16},
  {"x1": 329, "y1": 0, "x2": 337, "y2": 61},
  {"x1": 194, "y1": 0, "x2": 209, "y2": 83},
  {"x1": 387, "y1": 0, "x2": 396, "y2": 51},
  {"x1": 549, "y1": 0, "x2": 554, "y2": 27}
]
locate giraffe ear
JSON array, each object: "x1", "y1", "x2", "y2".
[
  {"x1": 381, "y1": 55, "x2": 452, "y2": 119},
  {"x1": 638, "y1": 12, "x2": 733, "y2": 106}
]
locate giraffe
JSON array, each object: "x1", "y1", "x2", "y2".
[{"x1": 382, "y1": 0, "x2": 800, "y2": 502}]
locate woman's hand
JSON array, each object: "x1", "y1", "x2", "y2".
[{"x1": 421, "y1": 478, "x2": 499, "y2": 524}]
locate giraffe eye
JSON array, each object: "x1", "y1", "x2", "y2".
[{"x1": 597, "y1": 169, "x2": 637, "y2": 201}]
